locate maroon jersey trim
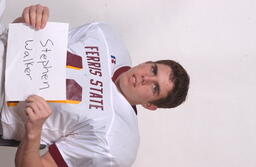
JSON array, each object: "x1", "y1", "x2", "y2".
[
  {"x1": 48, "y1": 144, "x2": 68, "y2": 167},
  {"x1": 112, "y1": 66, "x2": 131, "y2": 82},
  {"x1": 112, "y1": 66, "x2": 137, "y2": 115}
]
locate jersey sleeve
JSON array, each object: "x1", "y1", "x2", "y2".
[
  {"x1": 67, "y1": 22, "x2": 132, "y2": 76},
  {"x1": 96, "y1": 23, "x2": 132, "y2": 75},
  {"x1": 68, "y1": 23, "x2": 93, "y2": 45},
  {"x1": 68, "y1": 22, "x2": 103, "y2": 46}
]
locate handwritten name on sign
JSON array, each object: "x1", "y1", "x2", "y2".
[
  {"x1": 24, "y1": 39, "x2": 53, "y2": 90},
  {"x1": 5, "y1": 22, "x2": 69, "y2": 101}
]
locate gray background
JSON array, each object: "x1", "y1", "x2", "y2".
[{"x1": 1, "y1": 0, "x2": 256, "y2": 167}]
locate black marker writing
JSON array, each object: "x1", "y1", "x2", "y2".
[
  {"x1": 38, "y1": 39, "x2": 54, "y2": 90},
  {"x1": 23, "y1": 40, "x2": 34, "y2": 80}
]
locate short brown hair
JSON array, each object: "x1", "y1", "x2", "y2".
[{"x1": 150, "y1": 60, "x2": 190, "y2": 108}]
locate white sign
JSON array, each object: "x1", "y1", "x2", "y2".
[{"x1": 5, "y1": 22, "x2": 69, "y2": 101}]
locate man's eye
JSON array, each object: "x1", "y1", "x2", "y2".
[
  {"x1": 152, "y1": 84, "x2": 159, "y2": 94},
  {"x1": 151, "y1": 64, "x2": 157, "y2": 75}
]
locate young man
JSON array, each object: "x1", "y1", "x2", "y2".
[{"x1": 0, "y1": 5, "x2": 189, "y2": 167}]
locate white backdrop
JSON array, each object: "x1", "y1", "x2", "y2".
[{"x1": 1, "y1": 0, "x2": 256, "y2": 167}]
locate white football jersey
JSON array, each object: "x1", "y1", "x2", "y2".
[{"x1": 1, "y1": 22, "x2": 139, "y2": 167}]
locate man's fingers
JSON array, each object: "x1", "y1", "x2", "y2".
[
  {"x1": 35, "y1": 5, "x2": 43, "y2": 30},
  {"x1": 25, "y1": 107, "x2": 36, "y2": 120},
  {"x1": 26, "y1": 95, "x2": 37, "y2": 103},
  {"x1": 21, "y1": 4, "x2": 48, "y2": 30},
  {"x1": 26, "y1": 102, "x2": 40, "y2": 114},
  {"x1": 22, "y1": 7, "x2": 30, "y2": 25},
  {"x1": 29, "y1": 5, "x2": 37, "y2": 28},
  {"x1": 41, "y1": 7, "x2": 49, "y2": 28},
  {"x1": 26, "y1": 95, "x2": 45, "y2": 107},
  {"x1": 25, "y1": 94, "x2": 52, "y2": 131},
  {"x1": 26, "y1": 95, "x2": 52, "y2": 116}
]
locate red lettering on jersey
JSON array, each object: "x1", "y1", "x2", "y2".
[
  {"x1": 88, "y1": 62, "x2": 101, "y2": 68},
  {"x1": 89, "y1": 69, "x2": 102, "y2": 77},
  {"x1": 87, "y1": 56, "x2": 100, "y2": 62},
  {"x1": 90, "y1": 79, "x2": 103, "y2": 87},
  {"x1": 89, "y1": 92, "x2": 103, "y2": 98},
  {"x1": 89, "y1": 104, "x2": 103, "y2": 110},
  {"x1": 85, "y1": 46, "x2": 102, "y2": 77},
  {"x1": 86, "y1": 51, "x2": 99, "y2": 56},
  {"x1": 89, "y1": 79, "x2": 104, "y2": 111},
  {"x1": 89, "y1": 99, "x2": 103, "y2": 105},
  {"x1": 85, "y1": 46, "x2": 99, "y2": 51}
]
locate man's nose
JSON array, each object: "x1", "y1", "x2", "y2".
[{"x1": 142, "y1": 75, "x2": 157, "y2": 83}]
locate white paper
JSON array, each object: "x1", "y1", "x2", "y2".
[{"x1": 5, "y1": 22, "x2": 69, "y2": 101}]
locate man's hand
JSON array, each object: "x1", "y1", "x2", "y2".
[
  {"x1": 15, "y1": 95, "x2": 55, "y2": 167},
  {"x1": 13, "y1": 4, "x2": 49, "y2": 30},
  {"x1": 25, "y1": 95, "x2": 52, "y2": 139}
]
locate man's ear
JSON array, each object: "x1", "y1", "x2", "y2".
[{"x1": 142, "y1": 103, "x2": 158, "y2": 111}]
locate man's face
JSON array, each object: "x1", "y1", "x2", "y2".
[{"x1": 115, "y1": 62, "x2": 174, "y2": 110}]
